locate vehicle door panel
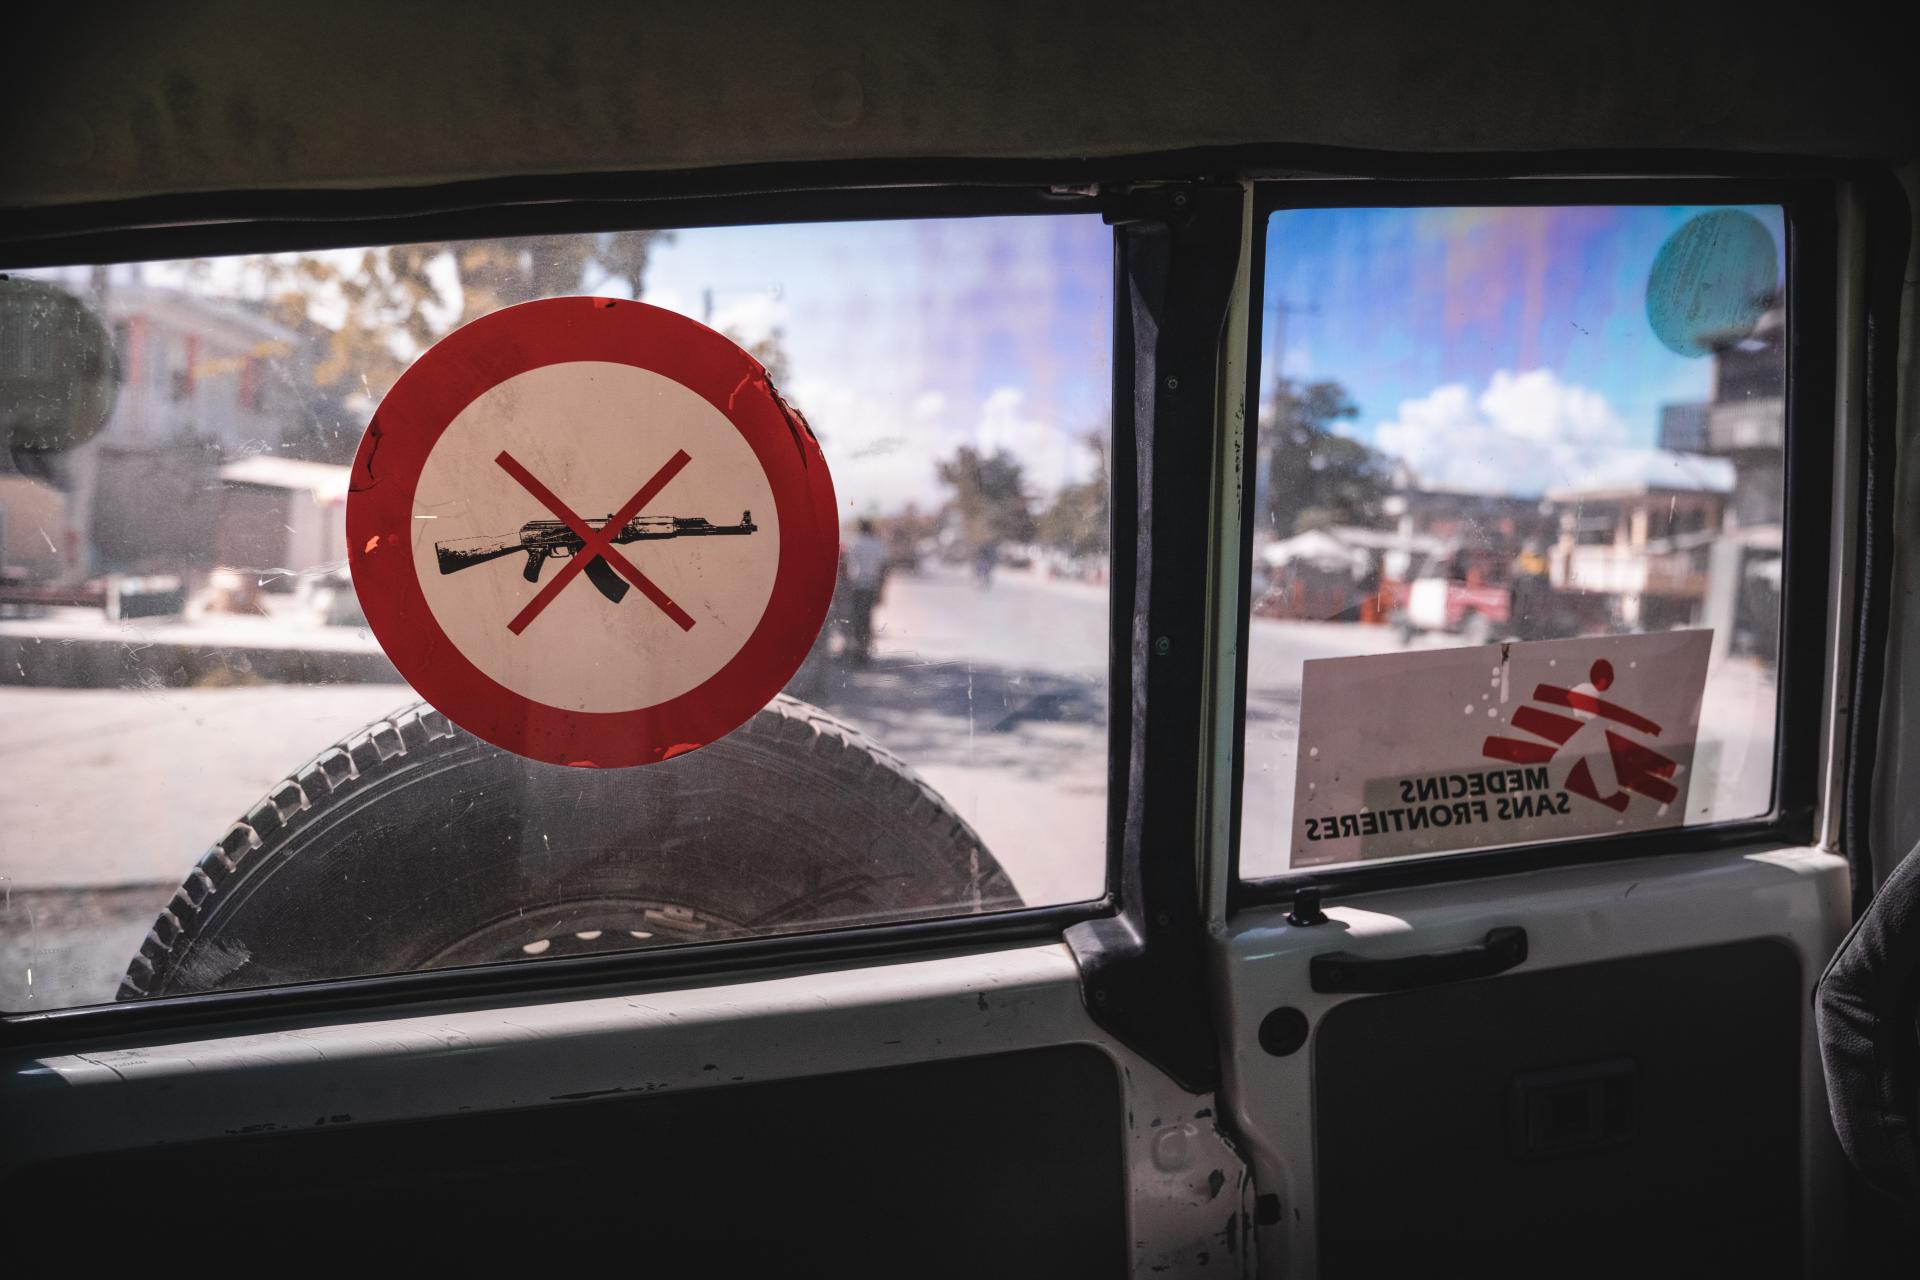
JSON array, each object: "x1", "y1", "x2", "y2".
[
  {"x1": 2, "y1": 942, "x2": 1251, "y2": 1273},
  {"x1": 1200, "y1": 176, "x2": 1880, "y2": 1278},
  {"x1": 1216, "y1": 849, "x2": 1848, "y2": 1276}
]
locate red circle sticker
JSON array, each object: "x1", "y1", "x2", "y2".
[{"x1": 347, "y1": 297, "x2": 838, "y2": 768}]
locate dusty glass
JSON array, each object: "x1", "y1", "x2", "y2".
[
  {"x1": 0, "y1": 215, "x2": 1112, "y2": 1008},
  {"x1": 1241, "y1": 205, "x2": 1788, "y2": 877}
]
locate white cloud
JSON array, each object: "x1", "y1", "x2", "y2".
[
  {"x1": 1477, "y1": 368, "x2": 1625, "y2": 444},
  {"x1": 419, "y1": 252, "x2": 463, "y2": 334},
  {"x1": 1555, "y1": 450, "x2": 1733, "y2": 495},
  {"x1": 785, "y1": 375, "x2": 947, "y2": 516},
  {"x1": 973, "y1": 387, "x2": 1097, "y2": 498},
  {"x1": 782, "y1": 379, "x2": 1097, "y2": 520},
  {"x1": 641, "y1": 286, "x2": 687, "y2": 317},
  {"x1": 708, "y1": 291, "x2": 784, "y2": 344},
  {"x1": 1372, "y1": 368, "x2": 1635, "y2": 496}
]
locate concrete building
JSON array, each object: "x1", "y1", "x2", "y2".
[
  {"x1": 4, "y1": 274, "x2": 347, "y2": 584},
  {"x1": 83, "y1": 287, "x2": 309, "y2": 576},
  {"x1": 1546, "y1": 451, "x2": 1736, "y2": 631},
  {"x1": 0, "y1": 474, "x2": 69, "y2": 583},
  {"x1": 101, "y1": 286, "x2": 303, "y2": 453},
  {"x1": 1655, "y1": 305, "x2": 1786, "y2": 658},
  {"x1": 1659, "y1": 305, "x2": 1785, "y2": 529},
  {"x1": 215, "y1": 455, "x2": 350, "y2": 586}
]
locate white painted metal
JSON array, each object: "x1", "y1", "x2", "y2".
[
  {"x1": 1405, "y1": 577, "x2": 1449, "y2": 631},
  {"x1": 2, "y1": 942, "x2": 1254, "y2": 1276},
  {"x1": 1210, "y1": 844, "x2": 1849, "y2": 1278}
]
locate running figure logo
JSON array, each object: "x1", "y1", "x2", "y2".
[{"x1": 1482, "y1": 658, "x2": 1680, "y2": 813}]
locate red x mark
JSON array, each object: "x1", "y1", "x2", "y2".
[{"x1": 494, "y1": 448, "x2": 696, "y2": 635}]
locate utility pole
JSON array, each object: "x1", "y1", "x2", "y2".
[
  {"x1": 1264, "y1": 296, "x2": 1320, "y2": 397},
  {"x1": 1259, "y1": 297, "x2": 1321, "y2": 534}
]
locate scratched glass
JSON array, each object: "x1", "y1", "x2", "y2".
[
  {"x1": 0, "y1": 216, "x2": 1112, "y2": 1009},
  {"x1": 1241, "y1": 205, "x2": 1788, "y2": 877}
]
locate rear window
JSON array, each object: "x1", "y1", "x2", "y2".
[{"x1": 0, "y1": 214, "x2": 1113, "y2": 1009}]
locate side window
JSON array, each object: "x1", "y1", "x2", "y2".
[
  {"x1": 0, "y1": 214, "x2": 1113, "y2": 1009},
  {"x1": 1242, "y1": 203, "x2": 1788, "y2": 877}
]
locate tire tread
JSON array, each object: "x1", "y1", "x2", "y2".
[{"x1": 120, "y1": 696, "x2": 1008, "y2": 1000}]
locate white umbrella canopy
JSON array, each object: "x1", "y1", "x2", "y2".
[{"x1": 1259, "y1": 529, "x2": 1370, "y2": 574}]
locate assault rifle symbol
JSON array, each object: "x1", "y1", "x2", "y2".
[{"x1": 434, "y1": 510, "x2": 757, "y2": 605}]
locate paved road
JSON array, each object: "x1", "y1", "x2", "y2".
[
  {"x1": 851, "y1": 563, "x2": 1444, "y2": 893},
  {"x1": 0, "y1": 684, "x2": 419, "y2": 889},
  {"x1": 0, "y1": 685, "x2": 421, "y2": 1009},
  {"x1": 0, "y1": 564, "x2": 1775, "y2": 1009}
]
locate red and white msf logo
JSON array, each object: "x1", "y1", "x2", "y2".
[{"x1": 1481, "y1": 658, "x2": 1679, "y2": 813}]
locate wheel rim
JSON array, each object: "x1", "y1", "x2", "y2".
[{"x1": 425, "y1": 896, "x2": 749, "y2": 966}]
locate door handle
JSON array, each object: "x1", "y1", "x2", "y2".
[{"x1": 1310, "y1": 927, "x2": 1528, "y2": 994}]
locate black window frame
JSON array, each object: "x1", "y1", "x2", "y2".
[
  {"x1": 1229, "y1": 177, "x2": 1841, "y2": 907},
  {"x1": 0, "y1": 178, "x2": 1150, "y2": 1047},
  {"x1": 4, "y1": 157, "x2": 1897, "y2": 1072}
]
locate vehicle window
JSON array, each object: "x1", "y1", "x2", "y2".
[
  {"x1": 0, "y1": 214, "x2": 1112, "y2": 1009},
  {"x1": 1242, "y1": 204, "x2": 1787, "y2": 877}
]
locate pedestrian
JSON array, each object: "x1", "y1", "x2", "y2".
[
  {"x1": 974, "y1": 538, "x2": 998, "y2": 588},
  {"x1": 844, "y1": 519, "x2": 887, "y2": 663}
]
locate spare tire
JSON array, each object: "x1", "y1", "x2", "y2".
[{"x1": 120, "y1": 696, "x2": 1019, "y2": 999}]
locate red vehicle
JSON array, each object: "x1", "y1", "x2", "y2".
[
  {"x1": 1397, "y1": 546, "x2": 1516, "y2": 644},
  {"x1": 1397, "y1": 545, "x2": 1607, "y2": 644}
]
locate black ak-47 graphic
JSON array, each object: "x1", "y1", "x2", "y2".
[{"x1": 435, "y1": 510, "x2": 757, "y2": 605}]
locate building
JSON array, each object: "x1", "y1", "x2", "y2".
[
  {"x1": 1659, "y1": 402, "x2": 1708, "y2": 453},
  {"x1": 1546, "y1": 451, "x2": 1736, "y2": 631},
  {"x1": 1252, "y1": 524, "x2": 1446, "y2": 622},
  {"x1": 1658, "y1": 304, "x2": 1785, "y2": 528},
  {"x1": 101, "y1": 285, "x2": 303, "y2": 453},
  {"x1": 0, "y1": 473, "x2": 69, "y2": 583},
  {"x1": 81, "y1": 286, "x2": 312, "y2": 577},
  {"x1": 215, "y1": 455, "x2": 351, "y2": 588},
  {"x1": 1380, "y1": 463, "x2": 1558, "y2": 554},
  {"x1": 5, "y1": 274, "x2": 358, "y2": 584},
  {"x1": 1656, "y1": 305, "x2": 1786, "y2": 657}
]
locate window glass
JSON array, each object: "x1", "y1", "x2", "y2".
[
  {"x1": 1242, "y1": 204, "x2": 1786, "y2": 877},
  {"x1": 0, "y1": 215, "x2": 1112, "y2": 1009}
]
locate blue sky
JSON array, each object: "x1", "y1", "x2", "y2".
[
  {"x1": 73, "y1": 202, "x2": 1784, "y2": 512},
  {"x1": 643, "y1": 204, "x2": 1788, "y2": 511},
  {"x1": 47, "y1": 214, "x2": 1115, "y2": 521},
  {"x1": 1261, "y1": 203, "x2": 1786, "y2": 495},
  {"x1": 633, "y1": 215, "x2": 1112, "y2": 516}
]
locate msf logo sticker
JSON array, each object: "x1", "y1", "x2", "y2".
[{"x1": 1481, "y1": 658, "x2": 1680, "y2": 814}]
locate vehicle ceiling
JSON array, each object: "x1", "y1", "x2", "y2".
[{"x1": 6, "y1": 1, "x2": 1917, "y2": 213}]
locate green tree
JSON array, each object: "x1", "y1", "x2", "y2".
[
  {"x1": 936, "y1": 446, "x2": 1035, "y2": 547},
  {"x1": 733, "y1": 326, "x2": 790, "y2": 386},
  {"x1": 256, "y1": 232, "x2": 671, "y2": 460},
  {"x1": 877, "y1": 501, "x2": 938, "y2": 545},
  {"x1": 1263, "y1": 377, "x2": 1391, "y2": 534},
  {"x1": 1035, "y1": 432, "x2": 1109, "y2": 557}
]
